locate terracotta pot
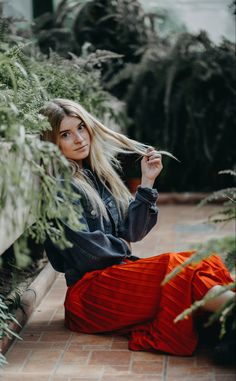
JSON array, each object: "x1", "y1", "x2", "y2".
[{"x1": 127, "y1": 178, "x2": 141, "y2": 193}]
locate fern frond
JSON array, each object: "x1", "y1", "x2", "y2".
[
  {"x1": 174, "y1": 282, "x2": 236, "y2": 324},
  {"x1": 219, "y1": 169, "x2": 236, "y2": 176},
  {"x1": 198, "y1": 188, "x2": 236, "y2": 207}
]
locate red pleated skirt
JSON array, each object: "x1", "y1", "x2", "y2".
[{"x1": 64, "y1": 251, "x2": 233, "y2": 356}]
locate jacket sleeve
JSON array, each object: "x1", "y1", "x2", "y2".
[
  {"x1": 44, "y1": 208, "x2": 132, "y2": 276},
  {"x1": 118, "y1": 186, "x2": 159, "y2": 242}
]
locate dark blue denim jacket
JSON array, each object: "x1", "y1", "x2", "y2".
[{"x1": 45, "y1": 171, "x2": 159, "y2": 286}]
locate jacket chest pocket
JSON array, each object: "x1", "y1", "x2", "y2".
[
  {"x1": 84, "y1": 208, "x2": 97, "y2": 220},
  {"x1": 104, "y1": 196, "x2": 119, "y2": 233},
  {"x1": 82, "y1": 199, "x2": 101, "y2": 231}
]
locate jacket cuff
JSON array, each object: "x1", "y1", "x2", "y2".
[
  {"x1": 118, "y1": 238, "x2": 132, "y2": 255},
  {"x1": 136, "y1": 186, "x2": 158, "y2": 204}
]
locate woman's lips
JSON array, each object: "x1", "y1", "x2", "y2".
[{"x1": 74, "y1": 145, "x2": 88, "y2": 151}]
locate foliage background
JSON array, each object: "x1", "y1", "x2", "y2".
[
  {"x1": 34, "y1": 0, "x2": 236, "y2": 191},
  {"x1": 0, "y1": 10, "x2": 119, "y2": 365},
  {"x1": 0, "y1": 0, "x2": 235, "y2": 367}
]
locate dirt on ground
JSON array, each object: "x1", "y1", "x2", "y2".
[{"x1": 0, "y1": 247, "x2": 48, "y2": 312}]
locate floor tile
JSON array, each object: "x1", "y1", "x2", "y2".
[
  {"x1": 2, "y1": 205, "x2": 235, "y2": 380},
  {"x1": 131, "y1": 360, "x2": 164, "y2": 374},
  {"x1": 55, "y1": 364, "x2": 104, "y2": 377},
  {"x1": 89, "y1": 350, "x2": 131, "y2": 366}
]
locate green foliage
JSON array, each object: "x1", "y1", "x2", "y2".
[
  {"x1": 32, "y1": 0, "x2": 159, "y2": 100},
  {"x1": 73, "y1": 0, "x2": 153, "y2": 61},
  {"x1": 0, "y1": 45, "x2": 48, "y2": 136},
  {"x1": 0, "y1": 13, "x2": 119, "y2": 366},
  {"x1": 0, "y1": 40, "x2": 114, "y2": 256},
  {"x1": 33, "y1": 0, "x2": 154, "y2": 61},
  {"x1": 195, "y1": 237, "x2": 235, "y2": 271},
  {"x1": 42, "y1": 2, "x2": 235, "y2": 191},
  {"x1": 32, "y1": 0, "x2": 81, "y2": 56},
  {"x1": 124, "y1": 32, "x2": 236, "y2": 191},
  {"x1": 198, "y1": 170, "x2": 236, "y2": 223},
  {"x1": 3, "y1": 288, "x2": 21, "y2": 312},
  {"x1": 0, "y1": 45, "x2": 114, "y2": 136},
  {"x1": 0, "y1": 295, "x2": 22, "y2": 367},
  {"x1": 30, "y1": 51, "x2": 114, "y2": 121}
]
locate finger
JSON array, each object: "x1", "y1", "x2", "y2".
[
  {"x1": 145, "y1": 150, "x2": 157, "y2": 159},
  {"x1": 144, "y1": 147, "x2": 155, "y2": 156},
  {"x1": 147, "y1": 153, "x2": 162, "y2": 161},
  {"x1": 145, "y1": 149, "x2": 161, "y2": 156},
  {"x1": 147, "y1": 160, "x2": 163, "y2": 167},
  {"x1": 150, "y1": 153, "x2": 162, "y2": 159}
]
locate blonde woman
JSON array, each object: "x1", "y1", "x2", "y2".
[{"x1": 41, "y1": 98, "x2": 234, "y2": 363}]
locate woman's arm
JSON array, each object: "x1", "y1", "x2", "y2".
[
  {"x1": 118, "y1": 186, "x2": 158, "y2": 242},
  {"x1": 118, "y1": 148, "x2": 162, "y2": 242},
  {"x1": 45, "y1": 208, "x2": 132, "y2": 278}
]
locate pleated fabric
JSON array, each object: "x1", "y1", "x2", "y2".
[{"x1": 64, "y1": 251, "x2": 233, "y2": 356}]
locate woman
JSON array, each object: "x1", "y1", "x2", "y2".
[{"x1": 41, "y1": 98, "x2": 234, "y2": 361}]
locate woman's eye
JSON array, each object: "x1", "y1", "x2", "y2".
[
  {"x1": 61, "y1": 132, "x2": 70, "y2": 139},
  {"x1": 78, "y1": 123, "x2": 85, "y2": 131}
]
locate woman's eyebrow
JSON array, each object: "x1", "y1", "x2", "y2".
[
  {"x1": 59, "y1": 129, "x2": 70, "y2": 134},
  {"x1": 60, "y1": 121, "x2": 84, "y2": 134}
]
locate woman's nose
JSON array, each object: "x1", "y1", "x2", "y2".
[{"x1": 74, "y1": 132, "x2": 84, "y2": 142}]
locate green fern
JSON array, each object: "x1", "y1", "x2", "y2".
[
  {"x1": 0, "y1": 295, "x2": 22, "y2": 367},
  {"x1": 0, "y1": 13, "x2": 120, "y2": 367}
]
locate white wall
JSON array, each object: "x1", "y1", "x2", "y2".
[
  {"x1": 3, "y1": 0, "x2": 33, "y2": 21},
  {"x1": 140, "y1": 0, "x2": 235, "y2": 44}
]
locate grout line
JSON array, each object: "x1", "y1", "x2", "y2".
[
  {"x1": 19, "y1": 348, "x2": 33, "y2": 373},
  {"x1": 48, "y1": 304, "x2": 63, "y2": 325},
  {"x1": 163, "y1": 355, "x2": 168, "y2": 381},
  {"x1": 48, "y1": 331, "x2": 73, "y2": 380},
  {"x1": 98, "y1": 366, "x2": 105, "y2": 381},
  {"x1": 86, "y1": 347, "x2": 93, "y2": 366}
]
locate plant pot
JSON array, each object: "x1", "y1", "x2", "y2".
[
  {"x1": 0, "y1": 138, "x2": 39, "y2": 256},
  {"x1": 127, "y1": 177, "x2": 141, "y2": 194},
  {"x1": 0, "y1": 262, "x2": 57, "y2": 355}
]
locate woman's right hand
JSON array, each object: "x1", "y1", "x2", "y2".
[{"x1": 140, "y1": 148, "x2": 163, "y2": 188}]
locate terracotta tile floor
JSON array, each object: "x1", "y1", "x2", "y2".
[{"x1": 1, "y1": 205, "x2": 236, "y2": 381}]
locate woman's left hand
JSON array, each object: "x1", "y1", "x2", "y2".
[{"x1": 140, "y1": 148, "x2": 163, "y2": 188}]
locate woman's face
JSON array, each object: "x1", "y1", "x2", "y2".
[{"x1": 59, "y1": 115, "x2": 91, "y2": 166}]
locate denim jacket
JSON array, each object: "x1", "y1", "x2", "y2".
[{"x1": 44, "y1": 170, "x2": 159, "y2": 286}]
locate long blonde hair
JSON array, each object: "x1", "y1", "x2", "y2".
[{"x1": 40, "y1": 98, "x2": 168, "y2": 217}]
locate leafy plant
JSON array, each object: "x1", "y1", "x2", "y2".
[
  {"x1": 124, "y1": 32, "x2": 236, "y2": 191},
  {"x1": 32, "y1": 0, "x2": 80, "y2": 56},
  {"x1": 73, "y1": 0, "x2": 153, "y2": 61},
  {"x1": 198, "y1": 170, "x2": 236, "y2": 224},
  {"x1": 0, "y1": 28, "x2": 118, "y2": 260},
  {"x1": 0, "y1": 295, "x2": 22, "y2": 366},
  {"x1": 0, "y1": 13, "x2": 119, "y2": 366},
  {"x1": 32, "y1": 0, "x2": 160, "y2": 99},
  {"x1": 31, "y1": 1, "x2": 236, "y2": 191},
  {"x1": 33, "y1": 0, "x2": 154, "y2": 60}
]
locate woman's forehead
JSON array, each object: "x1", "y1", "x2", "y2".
[{"x1": 60, "y1": 115, "x2": 83, "y2": 130}]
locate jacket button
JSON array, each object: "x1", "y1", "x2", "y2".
[
  {"x1": 108, "y1": 201, "x2": 113, "y2": 207},
  {"x1": 91, "y1": 210, "x2": 96, "y2": 216}
]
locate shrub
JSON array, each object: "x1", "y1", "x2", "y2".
[
  {"x1": 36, "y1": 1, "x2": 236, "y2": 191},
  {"x1": 0, "y1": 14, "x2": 118, "y2": 366},
  {"x1": 124, "y1": 32, "x2": 236, "y2": 191}
]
